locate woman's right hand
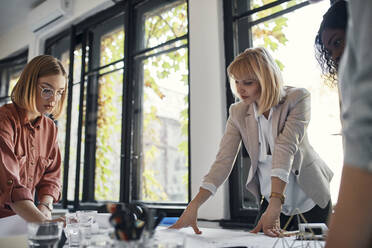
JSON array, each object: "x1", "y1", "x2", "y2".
[{"x1": 169, "y1": 201, "x2": 202, "y2": 234}]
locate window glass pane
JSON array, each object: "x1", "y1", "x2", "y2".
[
  {"x1": 56, "y1": 50, "x2": 69, "y2": 199},
  {"x1": 0, "y1": 72, "x2": 20, "y2": 106},
  {"x1": 7, "y1": 75, "x2": 19, "y2": 97},
  {"x1": 54, "y1": 45, "x2": 85, "y2": 202},
  {"x1": 139, "y1": 0, "x2": 188, "y2": 50},
  {"x1": 0, "y1": 74, "x2": 7, "y2": 100},
  {"x1": 249, "y1": 2, "x2": 342, "y2": 203},
  {"x1": 89, "y1": 14, "x2": 124, "y2": 70},
  {"x1": 100, "y1": 27, "x2": 124, "y2": 70},
  {"x1": 95, "y1": 69, "x2": 123, "y2": 201},
  {"x1": 67, "y1": 82, "x2": 86, "y2": 201},
  {"x1": 138, "y1": 47, "x2": 189, "y2": 203},
  {"x1": 92, "y1": 25, "x2": 125, "y2": 201}
]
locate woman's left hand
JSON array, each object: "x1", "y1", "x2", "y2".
[{"x1": 250, "y1": 199, "x2": 282, "y2": 237}]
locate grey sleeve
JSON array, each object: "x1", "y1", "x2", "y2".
[{"x1": 339, "y1": 0, "x2": 372, "y2": 171}]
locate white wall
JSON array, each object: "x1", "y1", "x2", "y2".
[
  {"x1": 189, "y1": 0, "x2": 228, "y2": 219},
  {"x1": 0, "y1": 0, "x2": 229, "y2": 220},
  {"x1": 0, "y1": 0, "x2": 114, "y2": 59}
]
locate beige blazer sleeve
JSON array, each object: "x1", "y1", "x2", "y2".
[{"x1": 201, "y1": 104, "x2": 242, "y2": 194}]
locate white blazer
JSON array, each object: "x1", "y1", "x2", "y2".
[{"x1": 202, "y1": 86, "x2": 333, "y2": 208}]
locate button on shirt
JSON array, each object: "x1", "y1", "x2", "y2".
[
  {"x1": 0, "y1": 103, "x2": 61, "y2": 218},
  {"x1": 253, "y1": 103, "x2": 315, "y2": 215}
]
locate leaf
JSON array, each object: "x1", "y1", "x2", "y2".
[{"x1": 275, "y1": 59, "x2": 285, "y2": 71}]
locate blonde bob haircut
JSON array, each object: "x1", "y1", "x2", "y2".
[
  {"x1": 11, "y1": 55, "x2": 67, "y2": 119},
  {"x1": 227, "y1": 47, "x2": 285, "y2": 115}
]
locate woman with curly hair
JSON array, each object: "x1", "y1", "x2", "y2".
[{"x1": 315, "y1": 0, "x2": 347, "y2": 87}]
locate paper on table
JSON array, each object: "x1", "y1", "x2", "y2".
[
  {"x1": 156, "y1": 227, "x2": 325, "y2": 248},
  {"x1": 0, "y1": 215, "x2": 27, "y2": 237},
  {"x1": 179, "y1": 227, "x2": 276, "y2": 248}
]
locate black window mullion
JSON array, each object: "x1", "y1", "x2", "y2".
[
  {"x1": 134, "y1": 43, "x2": 188, "y2": 62},
  {"x1": 82, "y1": 30, "x2": 98, "y2": 203},
  {"x1": 244, "y1": 1, "x2": 310, "y2": 28},
  {"x1": 234, "y1": 0, "x2": 291, "y2": 20},
  {"x1": 0, "y1": 69, "x2": 4, "y2": 98},
  {"x1": 4, "y1": 70, "x2": 10, "y2": 97},
  {"x1": 74, "y1": 30, "x2": 88, "y2": 208},
  {"x1": 87, "y1": 59, "x2": 125, "y2": 76},
  {"x1": 62, "y1": 25, "x2": 76, "y2": 209},
  {"x1": 131, "y1": 57, "x2": 143, "y2": 203},
  {"x1": 120, "y1": 0, "x2": 136, "y2": 203},
  {"x1": 223, "y1": 0, "x2": 260, "y2": 227},
  {"x1": 133, "y1": 34, "x2": 188, "y2": 58},
  {"x1": 223, "y1": 0, "x2": 236, "y2": 117}
]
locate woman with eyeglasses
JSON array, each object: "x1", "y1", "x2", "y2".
[{"x1": 0, "y1": 55, "x2": 67, "y2": 222}]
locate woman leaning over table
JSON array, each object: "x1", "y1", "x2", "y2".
[
  {"x1": 0, "y1": 55, "x2": 67, "y2": 222},
  {"x1": 171, "y1": 47, "x2": 333, "y2": 237}
]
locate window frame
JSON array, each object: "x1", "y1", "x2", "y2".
[
  {"x1": 222, "y1": 0, "x2": 328, "y2": 226},
  {"x1": 45, "y1": 0, "x2": 189, "y2": 215}
]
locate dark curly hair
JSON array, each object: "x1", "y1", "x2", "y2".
[{"x1": 315, "y1": 0, "x2": 348, "y2": 87}]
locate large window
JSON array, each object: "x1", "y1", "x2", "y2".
[
  {"x1": 0, "y1": 50, "x2": 28, "y2": 106},
  {"x1": 133, "y1": 1, "x2": 189, "y2": 203},
  {"x1": 46, "y1": 0, "x2": 189, "y2": 212},
  {"x1": 224, "y1": 0, "x2": 340, "y2": 224}
]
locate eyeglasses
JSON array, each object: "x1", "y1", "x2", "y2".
[{"x1": 39, "y1": 85, "x2": 64, "y2": 100}]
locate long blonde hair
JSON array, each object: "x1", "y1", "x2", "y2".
[
  {"x1": 11, "y1": 55, "x2": 67, "y2": 119},
  {"x1": 227, "y1": 47, "x2": 284, "y2": 115}
]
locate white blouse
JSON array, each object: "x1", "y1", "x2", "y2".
[{"x1": 253, "y1": 103, "x2": 315, "y2": 215}]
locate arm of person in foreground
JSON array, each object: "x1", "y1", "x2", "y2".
[
  {"x1": 326, "y1": 1, "x2": 372, "y2": 247},
  {"x1": 169, "y1": 187, "x2": 212, "y2": 234},
  {"x1": 325, "y1": 165, "x2": 372, "y2": 248}
]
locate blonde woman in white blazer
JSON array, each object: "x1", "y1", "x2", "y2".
[{"x1": 171, "y1": 47, "x2": 333, "y2": 237}]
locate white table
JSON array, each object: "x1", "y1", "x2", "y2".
[
  {"x1": 155, "y1": 226, "x2": 325, "y2": 248},
  {"x1": 0, "y1": 214, "x2": 325, "y2": 248}
]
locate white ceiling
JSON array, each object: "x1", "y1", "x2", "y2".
[{"x1": 0, "y1": 0, "x2": 42, "y2": 35}]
